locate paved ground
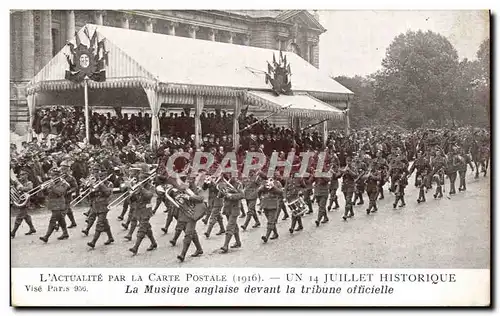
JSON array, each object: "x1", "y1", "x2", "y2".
[{"x1": 11, "y1": 172, "x2": 490, "y2": 268}]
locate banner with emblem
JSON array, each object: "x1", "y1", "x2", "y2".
[{"x1": 65, "y1": 26, "x2": 108, "y2": 83}]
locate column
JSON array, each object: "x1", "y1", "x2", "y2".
[
  {"x1": 305, "y1": 42, "x2": 311, "y2": 63},
  {"x1": 243, "y1": 33, "x2": 251, "y2": 46},
  {"x1": 233, "y1": 96, "x2": 241, "y2": 150},
  {"x1": 187, "y1": 25, "x2": 199, "y2": 39},
  {"x1": 94, "y1": 10, "x2": 104, "y2": 25},
  {"x1": 208, "y1": 28, "x2": 218, "y2": 41},
  {"x1": 121, "y1": 13, "x2": 131, "y2": 29},
  {"x1": 292, "y1": 116, "x2": 300, "y2": 132},
  {"x1": 226, "y1": 32, "x2": 234, "y2": 44},
  {"x1": 322, "y1": 120, "x2": 328, "y2": 147},
  {"x1": 194, "y1": 95, "x2": 204, "y2": 149},
  {"x1": 166, "y1": 21, "x2": 178, "y2": 36},
  {"x1": 311, "y1": 43, "x2": 319, "y2": 68},
  {"x1": 11, "y1": 12, "x2": 23, "y2": 80},
  {"x1": 65, "y1": 10, "x2": 75, "y2": 42},
  {"x1": 21, "y1": 10, "x2": 35, "y2": 80},
  {"x1": 40, "y1": 10, "x2": 52, "y2": 65},
  {"x1": 144, "y1": 18, "x2": 154, "y2": 32},
  {"x1": 345, "y1": 104, "x2": 350, "y2": 135}
]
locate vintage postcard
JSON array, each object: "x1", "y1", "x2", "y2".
[{"x1": 9, "y1": 9, "x2": 490, "y2": 307}]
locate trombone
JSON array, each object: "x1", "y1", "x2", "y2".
[
  {"x1": 107, "y1": 169, "x2": 157, "y2": 209},
  {"x1": 70, "y1": 174, "x2": 113, "y2": 208},
  {"x1": 11, "y1": 175, "x2": 66, "y2": 208}
]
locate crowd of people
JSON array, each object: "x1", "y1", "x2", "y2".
[{"x1": 10, "y1": 106, "x2": 490, "y2": 263}]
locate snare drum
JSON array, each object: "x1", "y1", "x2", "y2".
[{"x1": 156, "y1": 185, "x2": 166, "y2": 195}]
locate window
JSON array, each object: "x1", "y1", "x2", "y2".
[{"x1": 51, "y1": 28, "x2": 59, "y2": 57}]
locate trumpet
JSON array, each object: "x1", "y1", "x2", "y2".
[
  {"x1": 11, "y1": 175, "x2": 66, "y2": 208},
  {"x1": 70, "y1": 174, "x2": 113, "y2": 208},
  {"x1": 108, "y1": 171, "x2": 156, "y2": 209}
]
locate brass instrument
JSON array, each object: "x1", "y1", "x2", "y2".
[
  {"x1": 107, "y1": 170, "x2": 156, "y2": 209},
  {"x1": 164, "y1": 184, "x2": 205, "y2": 221},
  {"x1": 11, "y1": 175, "x2": 65, "y2": 208},
  {"x1": 70, "y1": 174, "x2": 113, "y2": 208}
]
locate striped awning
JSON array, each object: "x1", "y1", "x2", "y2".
[{"x1": 245, "y1": 90, "x2": 346, "y2": 120}]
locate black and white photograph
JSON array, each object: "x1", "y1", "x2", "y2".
[{"x1": 8, "y1": 8, "x2": 491, "y2": 307}]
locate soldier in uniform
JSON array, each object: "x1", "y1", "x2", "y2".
[
  {"x1": 81, "y1": 165, "x2": 101, "y2": 236},
  {"x1": 392, "y1": 170, "x2": 408, "y2": 208},
  {"x1": 60, "y1": 160, "x2": 78, "y2": 228},
  {"x1": 364, "y1": 164, "x2": 381, "y2": 214},
  {"x1": 258, "y1": 176, "x2": 283, "y2": 243},
  {"x1": 302, "y1": 173, "x2": 315, "y2": 215},
  {"x1": 202, "y1": 175, "x2": 226, "y2": 238},
  {"x1": 458, "y1": 148, "x2": 474, "y2": 192},
  {"x1": 352, "y1": 159, "x2": 367, "y2": 206},
  {"x1": 327, "y1": 164, "x2": 342, "y2": 211},
  {"x1": 161, "y1": 173, "x2": 181, "y2": 235},
  {"x1": 10, "y1": 170, "x2": 37, "y2": 238},
  {"x1": 372, "y1": 151, "x2": 389, "y2": 200},
  {"x1": 341, "y1": 155, "x2": 358, "y2": 221},
  {"x1": 39, "y1": 167, "x2": 71, "y2": 242},
  {"x1": 122, "y1": 167, "x2": 142, "y2": 241},
  {"x1": 284, "y1": 176, "x2": 305, "y2": 234},
  {"x1": 431, "y1": 149, "x2": 446, "y2": 199},
  {"x1": 129, "y1": 166, "x2": 157, "y2": 255},
  {"x1": 408, "y1": 151, "x2": 432, "y2": 203},
  {"x1": 388, "y1": 150, "x2": 407, "y2": 194},
  {"x1": 314, "y1": 175, "x2": 330, "y2": 227},
  {"x1": 240, "y1": 170, "x2": 261, "y2": 231},
  {"x1": 220, "y1": 174, "x2": 244, "y2": 253},
  {"x1": 177, "y1": 180, "x2": 206, "y2": 262},
  {"x1": 87, "y1": 167, "x2": 114, "y2": 248},
  {"x1": 446, "y1": 147, "x2": 460, "y2": 195}
]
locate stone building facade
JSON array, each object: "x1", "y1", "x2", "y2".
[{"x1": 10, "y1": 10, "x2": 326, "y2": 132}]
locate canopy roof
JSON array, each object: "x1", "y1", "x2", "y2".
[
  {"x1": 245, "y1": 91, "x2": 345, "y2": 120},
  {"x1": 28, "y1": 24, "x2": 352, "y2": 101}
]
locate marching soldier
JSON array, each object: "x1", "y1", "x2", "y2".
[
  {"x1": 161, "y1": 173, "x2": 181, "y2": 234},
  {"x1": 446, "y1": 147, "x2": 461, "y2": 195},
  {"x1": 431, "y1": 149, "x2": 447, "y2": 199},
  {"x1": 364, "y1": 165, "x2": 381, "y2": 214},
  {"x1": 129, "y1": 166, "x2": 157, "y2": 255},
  {"x1": 10, "y1": 170, "x2": 36, "y2": 238},
  {"x1": 39, "y1": 167, "x2": 71, "y2": 242},
  {"x1": 389, "y1": 150, "x2": 407, "y2": 194},
  {"x1": 240, "y1": 170, "x2": 261, "y2": 231},
  {"x1": 458, "y1": 148, "x2": 474, "y2": 192},
  {"x1": 81, "y1": 165, "x2": 100, "y2": 236},
  {"x1": 220, "y1": 174, "x2": 244, "y2": 253},
  {"x1": 302, "y1": 172, "x2": 314, "y2": 215},
  {"x1": 352, "y1": 158, "x2": 367, "y2": 206},
  {"x1": 177, "y1": 179, "x2": 206, "y2": 262},
  {"x1": 341, "y1": 155, "x2": 358, "y2": 221},
  {"x1": 284, "y1": 176, "x2": 305, "y2": 233},
  {"x1": 373, "y1": 151, "x2": 389, "y2": 200},
  {"x1": 408, "y1": 151, "x2": 432, "y2": 203},
  {"x1": 327, "y1": 164, "x2": 342, "y2": 211},
  {"x1": 392, "y1": 170, "x2": 408, "y2": 208},
  {"x1": 202, "y1": 175, "x2": 226, "y2": 238},
  {"x1": 87, "y1": 168, "x2": 114, "y2": 248},
  {"x1": 314, "y1": 176, "x2": 330, "y2": 227},
  {"x1": 60, "y1": 160, "x2": 78, "y2": 228},
  {"x1": 122, "y1": 166, "x2": 142, "y2": 241},
  {"x1": 258, "y1": 175, "x2": 283, "y2": 243}
]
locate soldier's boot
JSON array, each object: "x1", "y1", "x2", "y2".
[
  {"x1": 87, "y1": 231, "x2": 101, "y2": 249},
  {"x1": 215, "y1": 217, "x2": 226, "y2": 235},
  {"x1": 450, "y1": 181, "x2": 456, "y2": 195},
  {"x1": 289, "y1": 217, "x2": 296, "y2": 234},
  {"x1": 295, "y1": 216, "x2": 304, "y2": 231},
  {"x1": 67, "y1": 212, "x2": 77, "y2": 228},
  {"x1": 379, "y1": 189, "x2": 385, "y2": 200},
  {"x1": 129, "y1": 236, "x2": 144, "y2": 255},
  {"x1": 270, "y1": 228, "x2": 279, "y2": 240},
  {"x1": 333, "y1": 196, "x2": 340, "y2": 209},
  {"x1": 81, "y1": 219, "x2": 93, "y2": 236},
  {"x1": 40, "y1": 222, "x2": 56, "y2": 243},
  {"x1": 177, "y1": 237, "x2": 192, "y2": 262},
  {"x1": 366, "y1": 201, "x2": 372, "y2": 214},
  {"x1": 281, "y1": 207, "x2": 289, "y2": 220},
  {"x1": 261, "y1": 228, "x2": 272, "y2": 243},
  {"x1": 315, "y1": 212, "x2": 322, "y2": 227},
  {"x1": 146, "y1": 231, "x2": 158, "y2": 251},
  {"x1": 348, "y1": 204, "x2": 355, "y2": 218},
  {"x1": 240, "y1": 214, "x2": 252, "y2": 231},
  {"x1": 321, "y1": 211, "x2": 329, "y2": 223},
  {"x1": 57, "y1": 220, "x2": 69, "y2": 240},
  {"x1": 124, "y1": 221, "x2": 137, "y2": 241},
  {"x1": 231, "y1": 232, "x2": 242, "y2": 248},
  {"x1": 399, "y1": 196, "x2": 406, "y2": 207},
  {"x1": 169, "y1": 230, "x2": 182, "y2": 246},
  {"x1": 191, "y1": 234, "x2": 203, "y2": 257},
  {"x1": 306, "y1": 200, "x2": 313, "y2": 214},
  {"x1": 202, "y1": 212, "x2": 210, "y2": 225},
  {"x1": 342, "y1": 206, "x2": 349, "y2": 221},
  {"x1": 437, "y1": 186, "x2": 443, "y2": 198},
  {"x1": 393, "y1": 197, "x2": 399, "y2": 209},
  {"x1": 327, "y1": 199, "x2": 333, "y2": 212},
  {"x1": 54, "y1": 223, "x2": 60, "y2": 231},
  {"x1": 24, "y1": 216, "x2": 36, "y2": 235},
  {"x1": 204, "y1": 221, "x2": 215, "y2": 238},
  {"x1": 252, "y1": 212, "x2": 261, "y2": 228},
  {"x1": 220, "y1": 234, "x2": 232, "y2": 253},
  {"x1": 104, "y1": 228, "x2": 114, "y2": 245},
  {"x1": 352, "y1": 195, "x2": 358, "y2": 205},
  {"x1": 10, "y1": 221, "x2": 21, "y2": 238},
  {"x1": 239, "y1": 209, "x2": 246, "y2": 218},
  {"x1": 358, "y1": 194, "x2": 365, "y2": 205},
  {"x1": 118, "y1": 205, "x2": 128, "y2": 221},
  {"x1": 162, "y1": 215, "x2": 174, "y2": 234}
]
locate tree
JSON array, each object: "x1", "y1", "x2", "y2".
[
  {"x1": 334, "y1": 75, "x2": 375, "y2": 128},
  {"x1": 373, "y1": 30, "x2": 461, "y2": 128}
]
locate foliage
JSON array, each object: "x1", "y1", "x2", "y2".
[{"x1": 333, "y1": 31, "x2": 490, "y2": 128}]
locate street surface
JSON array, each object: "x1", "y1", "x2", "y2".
[{"x1": 11, "y1": 172, "x2": 490, "y2": 268}]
